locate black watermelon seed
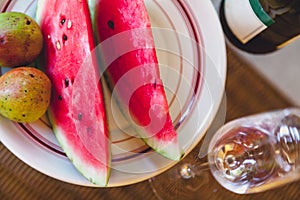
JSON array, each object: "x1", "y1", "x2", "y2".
[
  {"x1": 108, "y1": 20, "x2": 114, "y2": 30},
  {"x1": 63, "y1": 34, "x2": 68, "y2": 41},
  {"x1": 65, "y1": 78, "x2": 69, "y2": 87},
  {"x1": 78, "y1": 113, "x2": 82, "y2": 120},
  {"x1": 61, "y1": 18, "x2": 66, "y2": 25}
]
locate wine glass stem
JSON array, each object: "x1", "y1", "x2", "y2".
[{"x1": 193, "y1": 162, "x2": 210, "y2": 176}]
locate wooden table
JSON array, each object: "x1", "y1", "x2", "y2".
[{"x1": 1, "y1": 46, "x2": 298, "y2": 200}]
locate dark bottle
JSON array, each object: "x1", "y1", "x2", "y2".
[{"x1": 219, "y1": 0, "x2": 300, "y2": 54}]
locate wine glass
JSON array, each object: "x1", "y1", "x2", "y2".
[{"x1": 149, "y1": 107, "x2": 300, "y2": 199}]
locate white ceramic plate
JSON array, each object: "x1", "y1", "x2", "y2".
[{"x1": 0, "y1": 0, "x2": 226, "y2": 187}]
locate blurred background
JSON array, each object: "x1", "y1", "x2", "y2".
[{"x1": 231, "y1": 37, "x2": 300, "y2": 106}]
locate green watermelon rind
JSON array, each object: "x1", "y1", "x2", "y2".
[
  {"x1": 127, "y1": 100, "x2": 184, "y2": 161},
  {"x1": 48, "y1": 98, "x2": 110, "y2": 186},
  {"x1": 142, "y1": 135, "x2": 184, "y2": 161},
  {"x1": 106, "y1": 78, "x2": 184, "y2": 161},
  {"x1": 88, "y1": 0, "x2": 96, "y2": 27}
]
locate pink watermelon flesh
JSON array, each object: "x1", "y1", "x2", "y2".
[
  {"x1": 94, "y1": 0, "x2": 183, "y2": 160},
  {"x1": 36, "y1": 0, "x2": 110, "y2": 185}
]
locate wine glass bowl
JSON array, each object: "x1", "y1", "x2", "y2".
[
  {"x1": 208, "y1": 108, "x2": 300, "y2": 194},
  {"x1": 210, "y1": 127, "x2": 277, "y2": 185}
]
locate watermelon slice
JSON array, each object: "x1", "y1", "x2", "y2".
[
  {"x1": 36, "y1": 0, "x2": 110, "y2": 186},
  {"x1": 93, "y1": 0, "x2": 183, "y2": 160}
]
